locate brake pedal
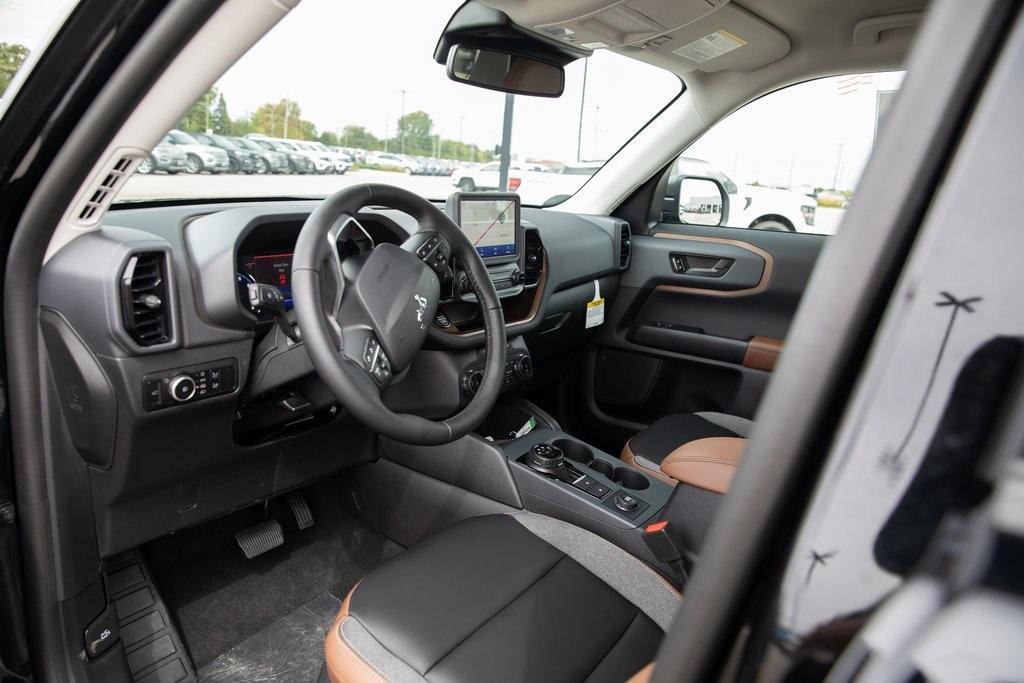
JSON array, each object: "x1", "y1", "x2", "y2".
[
  {"x1": 236, "y1": 519, "x2": 284, "y2": 559},
  {"x1": 286, "y1": 490, "x2": 315, "y2": 530}
]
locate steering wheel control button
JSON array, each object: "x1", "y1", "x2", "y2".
[
  {"x1": 142, "y1": 360, "x2": 239, "y2": 411},
  {"x1": 169, "y1": 375, "x2": 197, "y2": 402}
]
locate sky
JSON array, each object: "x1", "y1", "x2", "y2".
[
  {"x1": 0, "y1": 0, "x2": 74, "y2": 47},
  {"x1": 2, "y1": 0, "x2": 903, "y2": 190}
]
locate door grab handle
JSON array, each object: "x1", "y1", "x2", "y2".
[{"x1": 670, "y1": 253, "x2": 734, "y2": 277}]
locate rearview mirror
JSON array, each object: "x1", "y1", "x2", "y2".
[{"x1": 446, "y1": 45, "x2": 564, "y2": 98}]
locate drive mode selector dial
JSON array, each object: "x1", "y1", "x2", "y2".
[
  {"x1": 168, "y1": 375, "x2": 197, "y2": 403},
  {"x1": 526, "y1": 443, "x2": 564, "y2": 472}
]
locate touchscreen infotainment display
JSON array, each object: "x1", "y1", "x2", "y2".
[
  {"x1": 244, "y1": 252, "x2": 294, "y2": 307},
  {"x1": 458, "y1": 197, "x2": 518, "y2": 258}
]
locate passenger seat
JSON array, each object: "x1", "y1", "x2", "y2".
[{"x1": 620, "y1": 412, "x2": 751, "y2": 491}]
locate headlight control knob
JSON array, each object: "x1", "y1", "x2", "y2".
[{"x1": 169, "y1": 375, "x2": 196, "y2": 403}]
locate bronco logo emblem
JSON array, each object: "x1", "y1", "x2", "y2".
[{"x1": 413, "y1": 294, "x2": 428, "y2": 326}]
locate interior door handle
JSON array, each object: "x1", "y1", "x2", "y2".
[{"x1": 670, "y1": 253, "x2": 734, "y2": 277}]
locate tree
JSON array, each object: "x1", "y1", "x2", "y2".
[
  {"x1": 248, "y1": 99, "x2": 317, "y2": 139},
  {"x1": 395, "y1": 111, "x2": 434, "y2": 155},
  {"x1": 0, "y1": 43, "x2": 30, "y2": 97},
  {"x1": 211, "y1": 93, "x2": 231, "y2": 134},
  {"x1": 341, "y1": 125, "x2": 381, "y2": 151},
  {"x1": 178, "y1": 87, "x2": 218, "y2": 133}
]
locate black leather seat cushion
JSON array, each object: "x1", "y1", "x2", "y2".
[
  {"x1": 629, "y1": 413, "x2": 741, "y2": 467},
  {"x1": 345, "y1": 514, "x2": 669, "y2": 682}
]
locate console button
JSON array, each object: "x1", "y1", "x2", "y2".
[
  {"x1": 588, "y1": 482, "x2": 611, "y2": 499},
  {"x1": 572, "y1": 475, "x2": 598, "y2": 493}
]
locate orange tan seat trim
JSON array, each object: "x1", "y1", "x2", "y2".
[
  {"x1": 743, "y1": 336, "x2": 784, "y2": 372},
  {"x1": 324, "y1": 584, "x2": 385, "y2": 683},
  {"x1": 660, "y1": 437, "x2": 745, "y2": 494},
  {"x1": 620, "y1": 441, "x2": 679, "y2": 487},
  {"x1": 628, "y1": 662, "x2": 655, "y2": 682}
]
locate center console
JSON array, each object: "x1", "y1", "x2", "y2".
[{"x1": 502, "y1": 429, "x2": 672, "y2": 529}]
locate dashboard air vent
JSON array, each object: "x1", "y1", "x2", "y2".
[
  {"x1": 120, "y1": 252, "x2": 171, "y2": 346},
  {"x1": 524, "y1": 229, "x2": 544, "y2": 285},
  {"x1": 618, "y1": 223, "x2": 632, "y2": 269},
  {"x1": 76, "y1": 153, "x2": 140, "y2": 225}
]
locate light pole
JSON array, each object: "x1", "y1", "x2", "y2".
[{"x1": 576, "y1": 59, "x2": 589, "y2": 162}]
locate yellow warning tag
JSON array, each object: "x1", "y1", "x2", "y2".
[{"x1": 585, "y1": 281, "x2": 604, "y2": 329}]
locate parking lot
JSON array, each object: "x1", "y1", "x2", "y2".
[{"x1": 119, "y1": 169, "x2": 846, "y2": 234}]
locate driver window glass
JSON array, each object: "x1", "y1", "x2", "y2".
[{"x1": 665, "y1": 71, "x2": 905, "y2": 235}]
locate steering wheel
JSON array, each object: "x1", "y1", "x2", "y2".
[{"x1": 291, "y1": 184, "x2": 506, "y2": 445}]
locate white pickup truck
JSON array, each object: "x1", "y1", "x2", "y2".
[{"x1": 672, "y1": 157, "x2": 818, "y2": 232}]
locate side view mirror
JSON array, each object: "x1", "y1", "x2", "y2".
[
  {"x1": 446, "y1": 45, "x2": 564, "y2": 98},
  {"x1": 662, "y1": 174, "x2": 730, "y2": 226}
]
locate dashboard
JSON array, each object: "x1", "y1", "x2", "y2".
[{"x1": 37, "y1": 196, "x2": 630, "y2": 556}]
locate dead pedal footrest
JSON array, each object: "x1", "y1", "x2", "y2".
[
  {"x1": 285, "y1": 491, "x2": 315, "y2": 530},
  {"x1": 236, "y1": 519, "x2": 284, "y2": 559}
]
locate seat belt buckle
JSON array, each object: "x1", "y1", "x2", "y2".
[{"x1": 642, "y1": 520, "x2": 689, "y2": 586}]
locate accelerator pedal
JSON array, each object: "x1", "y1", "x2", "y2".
[
  {"x1": 286, "y1": 490, "x2": 315, "y2": 530},
  {"x1": 236, "y1": 519, "x2": 284, "y2": 559}
]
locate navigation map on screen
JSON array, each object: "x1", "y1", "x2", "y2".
[{"x1": 459, "y1": 198, "x2": 517, "y2": 258}]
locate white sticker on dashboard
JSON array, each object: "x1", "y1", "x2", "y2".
[{"x1": 585, "y1": 280, "x2": 605, "y2": 329}]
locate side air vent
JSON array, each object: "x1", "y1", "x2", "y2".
[
  {"x1": 618, "y1": 223, "x2": 632, "y2": 269},
  {"x1": 76, "y1": 154, "x2": 140, "y2": 225},
  {"x1": 120, "y1": 252, "x2": 172, "y2": 347},
  {"x1": 524, "y1": 229, "x2": 544, "y2": 285}
]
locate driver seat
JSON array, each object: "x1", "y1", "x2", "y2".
[{"x1": 323, "y1": 513, "x2": 680, "y2": 682}]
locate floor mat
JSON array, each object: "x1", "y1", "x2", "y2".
[
  {"x1": 197, "y1": 592, "x2": 341, "y2": 682},
  {"x1": 144, "y1": 476, "x2": 402, "y2": 668}
]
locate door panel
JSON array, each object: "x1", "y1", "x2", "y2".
[{"x1": 582, "y1": 222, "x2": 826, "y2": 452}]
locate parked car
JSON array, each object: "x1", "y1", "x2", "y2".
[
  {"x1": 231, "y1": 136, "x2": 291, "y2": 174},
  {"x1": 304, "y1": 141, "x2": 350, "y2": 174},
  {"x1": 290, "y1": 141, "x2": 337, "y2": 174},
  {"x1": 164, "y1": 129, "x2": 230, "y2": 174},
  {"x1": 365, "y1": 152, "x2": 419, "y2": 174},
  {"x1": 246, "y1": 136, "x2": 315, "y2": 174},
  {"x1": 449, "y1": 161, "x2": 547, "y2": 192},
  {"x1": 136, "y1": 138, "x2": 186, "y2": 174},
  {"x1": 192, "y1": 132, "x2": 255, "y2": 174}
]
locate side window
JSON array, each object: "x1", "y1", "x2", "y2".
[{"x1": 664, "y1": 71, "x2": 904, "y2": 235}]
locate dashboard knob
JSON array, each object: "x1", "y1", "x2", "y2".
[
  {"x1": 168, "y1": 375, "x2": 196, "y2": 403},
  {"x1": 510, "y1": 268, "x2": 524, "y2": 286}
]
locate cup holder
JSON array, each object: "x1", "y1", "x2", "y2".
[
  {"x1": 552, "y1": 439, "x2": 593, "y2": 464},
  {"x1": 613, "y1": 467, "x2": 650, "y2": 491},
  {"x1": 589, "y1": 459, "x2": 615, "y2": 478}
]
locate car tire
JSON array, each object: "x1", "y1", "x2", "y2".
[
  {"x1": 184, "y1": 154, "x2": 203, "y2": 174},
  {"x1": 403, "y1": 167, "x2": 412, "y2": 174},
  {"x1": 254, "y1": 158, "x2": 269, "y2": 174},
  {"x1": 750, "y1": 217, "x2": 794, "y2": 232},
  {"x1": 137, "y1": 156, "x2": 155, "y2": 174},
  {"x1": 227, "y1": 157, "x2": 241, "y2": 174},
  {"x1": 458, "y1": 178, "x2": 476, "y2": 192}
]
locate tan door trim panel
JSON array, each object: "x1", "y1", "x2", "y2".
[{"x1": 651, "y1": 232, "x2": 773, "y2": 297}]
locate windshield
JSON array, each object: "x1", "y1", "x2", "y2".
[{"x1": 117, "y1": 0, "x2": 679, "y2": 205}]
